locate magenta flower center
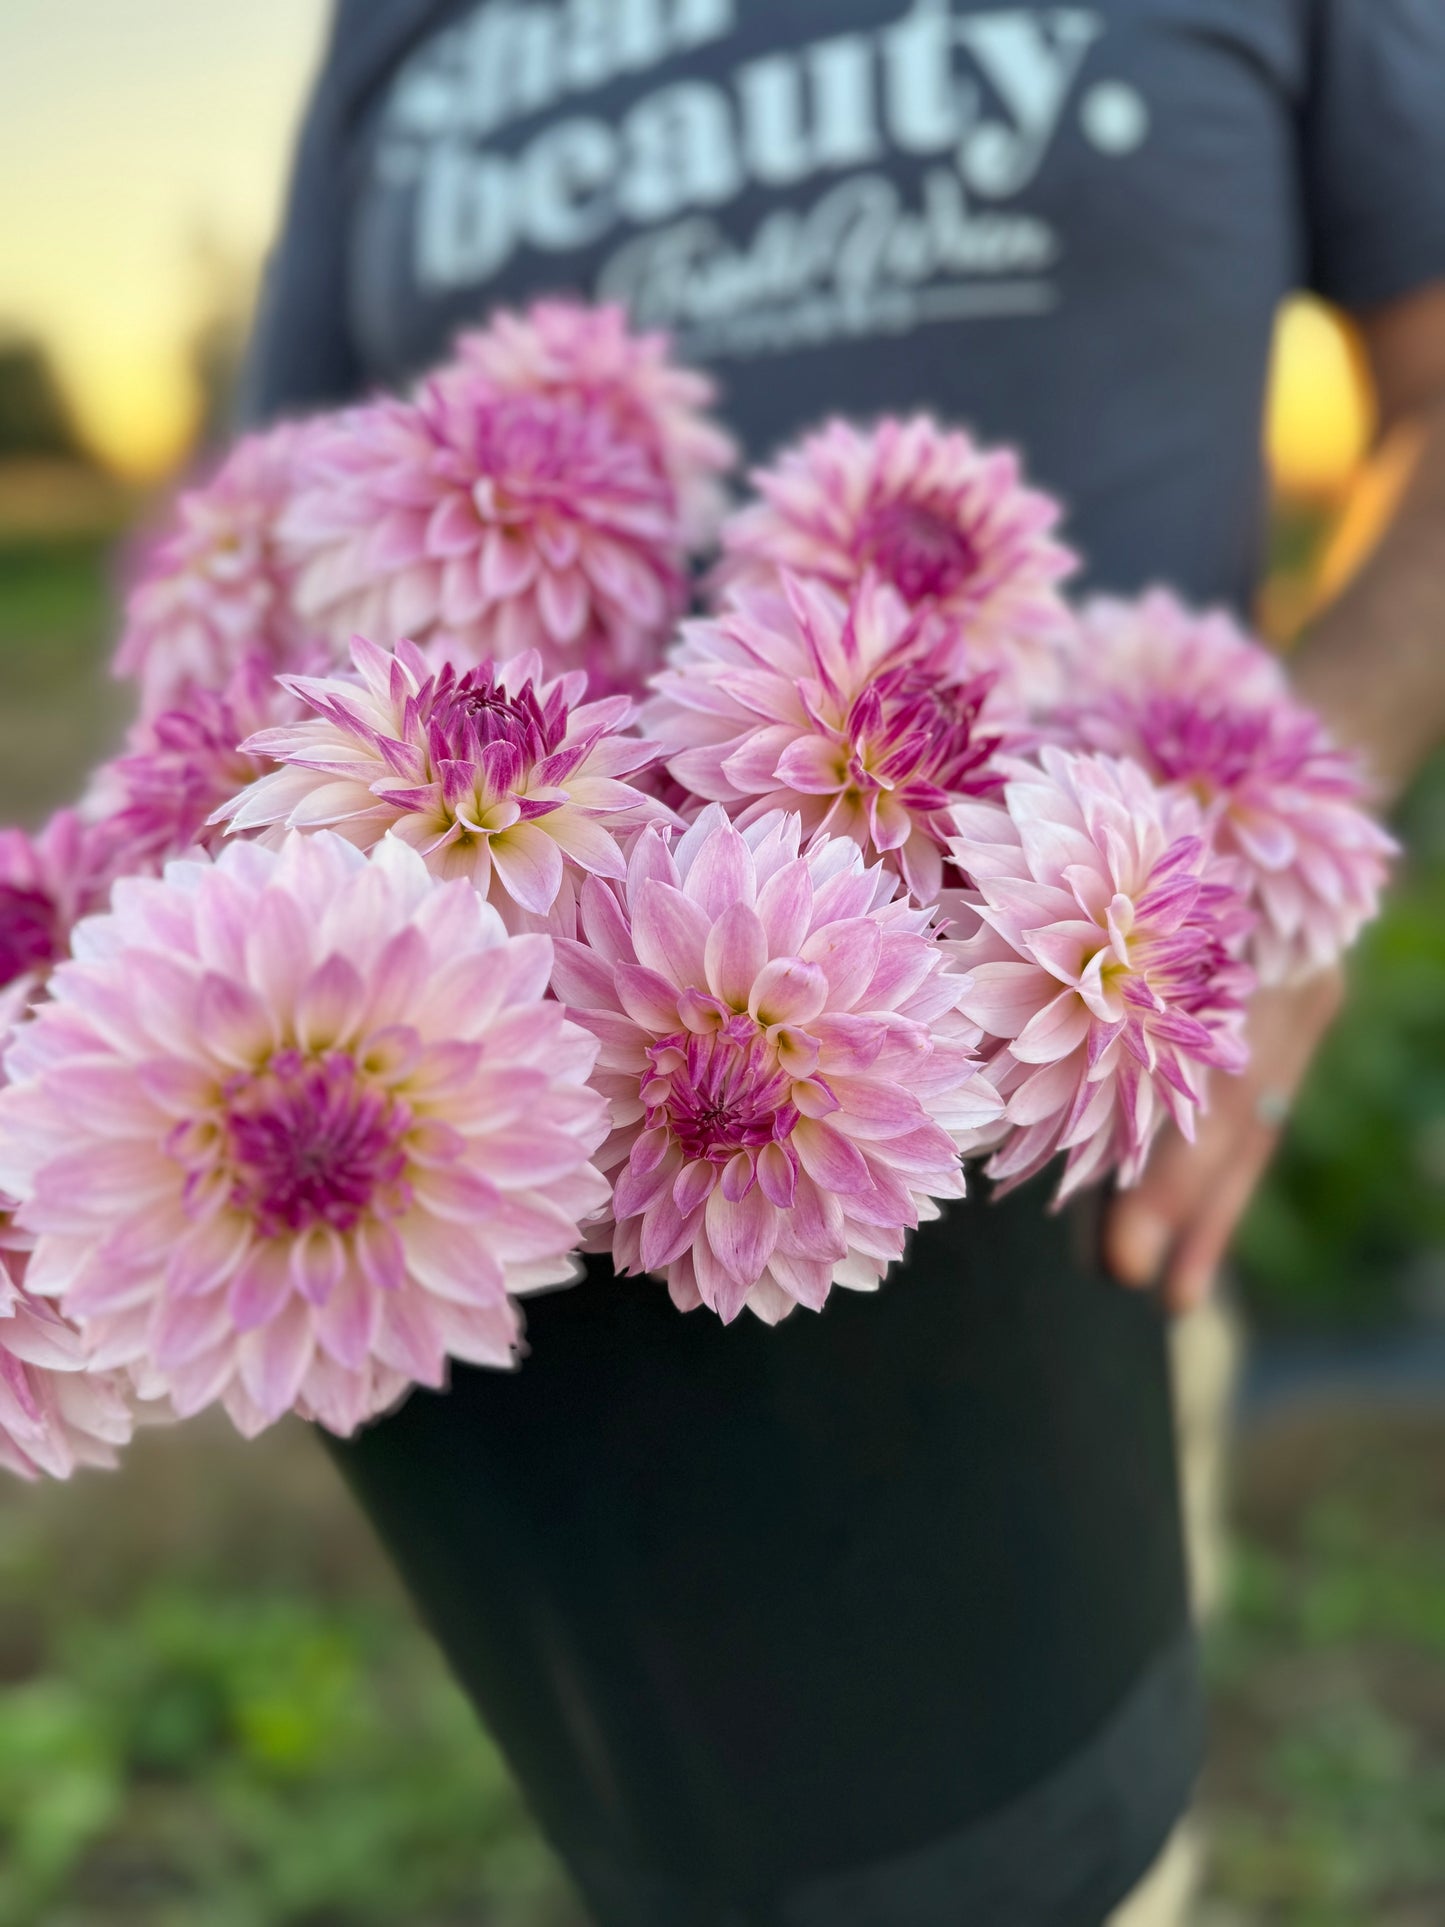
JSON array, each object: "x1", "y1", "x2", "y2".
[
  {"x1": 1136, "y1": 697, "x2": 1304, "y2": 797},
  {"x1": 643, "y1": 1021, "x2": 798, "y2": 1163},
  {"x1": 0, "y1": 884, "x2": 61, "y2": 989},
  {"x1": 1130, "y1": 847, "x2": 1254, "y2": 1021},
  {"x1": 426, "y1": 666, "x2": 568, "y2": 773},
  {"x1": 845, "y1": 665, "x2": 1003, "y2": 798},
  {"x1": 223, "y1": 1053, "x2": 411, "y2": 1237},
  {"x1": 859, "y1": 500, "x2": 979, "y2": 603},
  {"x1": 439, "y1": 389, "x2": 655, "y2": 515}
]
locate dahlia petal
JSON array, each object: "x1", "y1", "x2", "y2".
[
  {"x1": 227, "y1": 1240, "x2": 294, "y2": 1332},
  {"x1": 756, "y1": 1141, "x2": 798, "y2": 1209},
  {"x1": 152, "y1": 1286, "x2": 234, "y2": 1371},
  {"x1": 754, "y1": 857, "x2": 814, "y2": 956},
  {"x1": 672, "y1": 1158, "x2": 718, "y2": 1216},
  {"x1": 749, "y1": 957, "x2": 829, "y2": 1027},
  {"x1": 791, "y1": 1117, "x2": 870, "y2": 1194},
  {"x1": 295, "y1": 954, "x2": 367, "y2": 1052},
  {"x1": 632, "y1": 880, "x2": 712, "y2": 988},
  {"x1": 704, "y1": 1183, "x2": 779, "y2": 1290},
  {"x1": 290, "y1": 1225, "x2": 346, "y2": 1307},
  {"x1": 488, "y1": 822, "x2": 567, "y2": 914},
  {"x1": 1010, "y1": 991, "x2": 1093, "y2": 1065},
  {"x1": 196, "y1": 972, "x2": 275, "y2": 1068},
  {"x1": 800, "y1": 918, "x2": 883, "y2": 1010},
  {"x1": 639, "y1": 1191, "x2": 704, "y2": 1271},
  {"x1": 704, "y1": 902, "x2": 769, "y2": 1009},
  {"x1": 780, "y1": 1173, "x2": 848, "y2": 1262}
]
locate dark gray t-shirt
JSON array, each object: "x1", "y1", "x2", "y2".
[{"x1": 253, "y1": 0, "x2": 1445, "y2": 610}]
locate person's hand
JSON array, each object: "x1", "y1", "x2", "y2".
[{"x1": 1104, "y1": 968, "x2": 1346, "y2": 1312}]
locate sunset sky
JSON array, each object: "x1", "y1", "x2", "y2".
[
  {"x1": 0, "y1": 0, "x2": 1371, "y2": 489},
  {"x1": 0, "y1": 0, "x2": 328, "y2": 476}
]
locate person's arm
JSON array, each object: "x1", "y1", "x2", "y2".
[{"x1": 1106, "y1": 282, "x2": 1445, "y2": 1309}]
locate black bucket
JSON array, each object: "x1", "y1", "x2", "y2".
[{"x1": 326, "y1": 1181, "x2": 1200, "y2": 1926}]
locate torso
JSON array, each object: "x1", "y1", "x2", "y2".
[{"x1": 344, "y1": 0, "x2": 1315, "y2": 603}]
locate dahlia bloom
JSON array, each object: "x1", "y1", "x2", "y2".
[
  {"x1": 218, "y1": 639, "x2": 668, "y2": 924},
  {"x1": 115, "y1": 422, "x2": 320, "y2": 713},
  {"x1": 87, "y1": 654, "x2": 306, "y2": 870},
  {"x1": 947, "y1": 748, "x2": 1255, "y2": 1202},
  {"x1": 457, "y1": 299, "x2": 737, "y2": 548},
  {"x1": 551, "y1": 806, "x2": 1005, "y2": 1324},
  {"x1": 1060, "y1": 592, "x2": 1396, "y2": 982},
  {"x1": 0, "y1": 832, "x2": 609, "y2": 1440},
  {"x1": 279, "y1": 373, "x2": 688, "y2": 694},
  {"x1": 646, "y1": 574, "x2": 1008, "y2": 903},
  {"x1": 0, "y1": 810, "x2": 118, "y2": 1024},
  {"x1": 718, "y1": 417, "x2": 1075, "y2": 703},
  {"x1": 0, "y1": 1240, "x2": 132, "y2": 1480}
]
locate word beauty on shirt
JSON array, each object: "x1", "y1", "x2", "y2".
[{"x1": 379, "y1": 0, "x2": 1150, "y2": 349}]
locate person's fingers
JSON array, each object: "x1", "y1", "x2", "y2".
[
  {"x1": 1162, "y1": 1125, "x2": 1277, "y2": 1313},
  {"x1": 1104, "y1": 1117, "x2": 1227, "y2": 1288},
  {"x1": 1105, "y1": 1193, "x2": 1174, "y2": 1289},
  {"x1": 1106, "y1": 968, "x2": 1346, "y2": 1297}
]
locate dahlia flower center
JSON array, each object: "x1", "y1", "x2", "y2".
[
  {"x1": 428, "y1": 668, "x2": 566, "y2": 771},
  {"x1": 1139, "y1": 697, "x2": 1279, "y2": 796},
  {"x1": 0, "y1": 885, "x2": 61, "y2": 988},
  {"x1": 222, "y1": 1052, "x2": 411, "y2": 1237},
  {"x1": 860, "y1": 500, "x2": 979, "y2": 603},
  {"x1": 845, "y1": 667, "x2": 1000, "y2": 796},
  {"x1": 644, "y1": 1022, "x2": 798, "y2": 1163}
]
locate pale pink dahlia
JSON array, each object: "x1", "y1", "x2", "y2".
[
  {"x1": 116, "y1": 422, "x2": 320, "y2": 713},
  {"x1": 0, "y1": 1236, "x2": 132, "y2": 1480},
  {"x1": 218, "y1": 639, "x2": 668, "y2": 924},
  {"x1": 0, "y1": 810, "x2": 119, "y2": 1026},
  {"x1": 946, "y1": 747, "x2": 1255, "y2": 1202},
  {"x1": 1061, "y1": 592, "x2": 1396, "y2": 983},
  {"x1": 457, "y1": 299, "x2": 737, "y2": 549},
  {"x1": 552, "y1": 806, "x2": 1005, "y2": 1324},
  {"x1": 279, "y1": 373, "x2": 688, "y2": 695},
  {"x1": 646, "y1": 574, "x2": 1009, "y2": 903},
  {"x1": 0, "y1": 832, "x2": 609, "y2": 1439},
  {"x1": 719, "y1": 417, "x2": 1075, "y2": 703},
  {"x1": 87, "y1": 654, "x2": 306, "y2": 870}
]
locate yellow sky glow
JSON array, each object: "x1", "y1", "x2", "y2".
[
  {"x1": 0, "y1": 5, "x2": 1371, "y2": 489},
  {"x1": 0, "y1": 0, "x2": 328, "y2": 477}
]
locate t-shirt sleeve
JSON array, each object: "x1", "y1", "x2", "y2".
[
  {"x1": 240, "y1": 0, "x2": 366, "y2": 427},
  {"x1": 1302, "y1": 0, "x2": 1445, "y2": 312}
]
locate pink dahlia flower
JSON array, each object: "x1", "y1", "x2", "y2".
[
  {"x1": 0, "y1": 810, "x2": 119, "y2": 1026},
  {"x1": 551, "y1": 806, "x2": 1005, "y2": 1324},
  {"x1": 947, "y1": 747, "x2": 1255, "y2": 1202},
  {"x1": 0, "y1": 832, "x2": 609, "y2": 1439},
  {"x1": 279, "y1": 373, "x2": 688, "y2": 695},
  {"x1": 1060, "y1": 592, "x2": 1396, "y2": 983},
  {"x1": 457, "y1": 299, "x2": 737, "y2": 549},
  {"x1": 87, "y1": 654, "x2": 306, "y2": 871},
  {"x1": 0, "y1": 1230, "x2": 132, "y2": 1479},
  {"x1": 718, "y1": 417, "x2": 1075, "y2": 703},
  {"x1": 646, "y1": 574, "x2": 1009, "y2": 903},
  {"x1": 218, "y1": 639, "x2": 668, "y2": 925},
  {"x1": 115, "y1": 423, "x2": 319, "y2": 713}
]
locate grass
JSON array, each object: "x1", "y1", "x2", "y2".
[
  {"x1": 0, "y1": 534, "x2": 128, "y2": 819},
  {"x1": 2, "y1": 1411, "x2": 1443, "y2": 1925},
  {"x1": 1202, "y1": 1416, "x2": 1445, "y2": 1926}
]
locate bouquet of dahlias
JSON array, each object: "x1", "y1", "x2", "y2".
[{"x1": 0, "y1": 300, "x2": 1395, "y2": 1472}]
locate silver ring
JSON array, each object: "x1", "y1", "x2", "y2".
[{"x1": 1255, "y1": 1088, "x2": 1291, "y2": 1130}]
